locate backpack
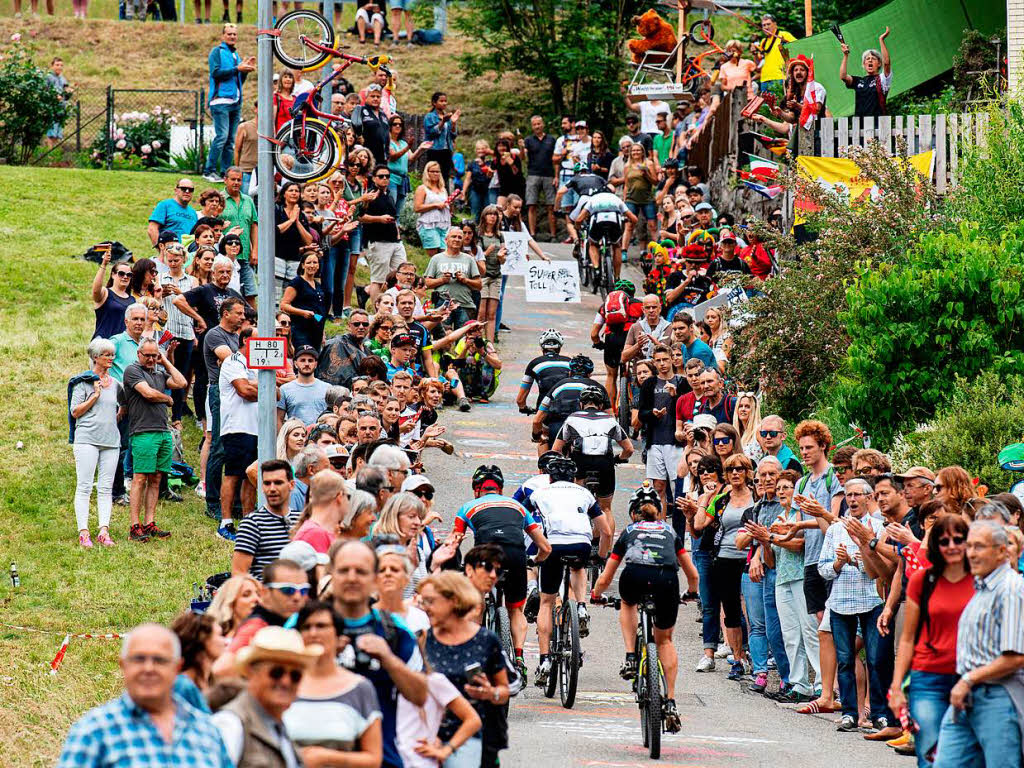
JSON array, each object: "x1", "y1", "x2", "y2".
[
  {"x1": 412, "y1": 28, "x2": 444, "y2": 45},
  {"x1": 797, "y1": 465, "x2": 837, "y2": 496},
  {"x1": 603, "y1": 290, "x2": 631, "y2": 325}
]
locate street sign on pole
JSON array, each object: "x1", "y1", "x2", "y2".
[{"x1": 247, "y1": 337, "x2": 288, "y2": 370}]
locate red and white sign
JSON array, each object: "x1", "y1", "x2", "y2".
[{"x1": 247, "y1": 337, "x2": 288, "y2": 370}]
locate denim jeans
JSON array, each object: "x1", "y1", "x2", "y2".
[
  {"x1": 934, "y1": 683, "x2": 1022, "y2": 768},
  {"x1": 831, "y1": 604, "x2": 895, "y2": 723},
  {"x1": 775, "y1": 577, "x2": 819, "y2": 695},
  {"x1": 204, "y1": 102, "x2": 241, "y2": 176},
  {"x1": 693, "y1": 547, "x2": 720, "y2": 649},
  {"x1": 468, "y1": 186, "x2": 488, "y2": 221},
  {"x1": 443, "y1": 736, "x2": 482, "y2": 768},
  {"x1": 204, "y1": 382, "x2": 224, "y2": 515},
  {"x1": 742, "y1": 569, "x2": 790, "y2": 682},
  {"x1": 909, "y1": 670, "x2": 958, "y2": 768}
]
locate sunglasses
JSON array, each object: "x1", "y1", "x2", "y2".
[
  {"x1": 475, "y1": 562, "x2": 503, "y2": 575},
  {"x1": 727, "y1": 467, "x2": 746, "y2": 473},
  {"x1": 934, "y1": 484, "x2": 945, "y2": 491},
  {"x1": 413, "y1": 489, "x2": 434, "y2": 501},
  {"x1": 177, "y1": 186, "x2": 195, "y2": 192},
  {"x1": 713, "y1": 437, "x2": 733, "y2": 445},
  {"x1": 114, "y1": 270, "x2": 132, "y2": 277},
  {"x1": 265, "y1": 583, "x2": 310, "y2": 597},
  {"x1": 375, "y1": 173, "x2": 391, "y2": 179},
  {"x1": 350, "y1": 321, "x2": 369, "y2": 327},
  {"x1": 938, "y1": 535, "x2": 967, "y2": 547},
  {"x1": 759, "y1": 430, "x2": 780, "y2": 438},
  {"x1": 267, "y1": 665, "x2": 304, "y2": 684}
]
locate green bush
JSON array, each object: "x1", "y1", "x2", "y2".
[
  {"x1": 0, "y1": 39, "x2": 66, "y2": 164},
  {"x1": 839, "y1": 225, "x2": 1024, "y2": 443},
  {"x1": 89, "y1": 107, "x2": 177, "y2": 169},
  {"x1": 888, "y1": 371, "x2": 1024, "y2": 491}
]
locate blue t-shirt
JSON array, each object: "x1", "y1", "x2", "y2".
[
  {"x1": 338, "y1": 609, "x2": 421, "y2": 768},
  {"x1": 149, "y1": 198, "x2": 198, "y2": 239},
  {"x1": 173, "y1": 674, "x2": 211, "y2": 713},
  {"x1": 682, "y1": 338, "x2": 717, "y2": 370},
  {"x1": 277, "y1": 378, "x2": 330, "y2": 426}
]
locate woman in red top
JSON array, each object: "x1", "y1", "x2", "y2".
[
  {"x1": 888, "y1": 513, "x2": 973, "y2": 768},
  {"x1": 273, "y1": 70, "x2": 297, "y2": 133}
]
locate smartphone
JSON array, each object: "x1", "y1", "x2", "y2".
[{"x1": 463, "y1": 661, "x2": 483, "y2": 680}]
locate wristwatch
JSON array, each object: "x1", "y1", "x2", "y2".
[
  {"x1": 440, "y1": 741, "x2": 454, "y2": 755},
  {"x1": 768, "y1": 533, "x2": 776, "y2": 544},
  {"x1": 492, "y1": 687, "x2": 501, "y2": 702},
  {"x1": 868, "y1": 536, "x2": 880, "y2": 551}
]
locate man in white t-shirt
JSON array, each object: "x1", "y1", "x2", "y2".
[
  {"x1": 625, "y1": 91, "x2": 672, "y2": 136},
  {"x1": 219, "y1": 327, "x2": 259, "y2": 524}
]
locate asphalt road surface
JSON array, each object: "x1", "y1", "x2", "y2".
[{"x1": 427, "y1": 245, "x2": 905, "y2": 768}]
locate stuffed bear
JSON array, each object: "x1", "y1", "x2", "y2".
[{"x1": 628, "y1": 9, "x2": 678, "y2": 63}]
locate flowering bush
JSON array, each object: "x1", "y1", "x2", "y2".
[
  {"x1": 0, "y1": 38, "x2": 67, "y2": 164},
  {"x1": 89, "y1": 106, "x2": 178, "y2": 169}
]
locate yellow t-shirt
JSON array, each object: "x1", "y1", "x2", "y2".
[{"x1": 757, "y1": 30, "x2": 796, "y2": 82}]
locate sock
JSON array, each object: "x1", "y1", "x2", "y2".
[
  {"x1": 514, "y1": 648, "x2": 523, "y2": 660},
  {"x1": 527, "y1": 579, "x2": 538, "y2": 592}
]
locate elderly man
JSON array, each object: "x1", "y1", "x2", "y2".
[
  {"x1": 58, "y1": 624, "x2": 231, "y2": 768},
  {"x1": 367, "y1": 444, "x2": 411, "y2": 501},
  {"x1": 932, "y1": 520, "x2": 1024, "y2": 767},
  {"x1": 356, "y1": 411, "x2": 384, "y2": 446},
  {"x1": 212, "y1": 626, "x2": 320, "y2": 767},
  {"x1": 232, "y1": 460, "x2": 299, "y2": 579},
  {"x1": 290, "y1": 445, "x2": 329, "y2": 514},
  {"x1": 697, "y1": 367, "x2": 736, "y2": 424},
  {"x1": 120, "y1": 339, "x2": 187, "y2": 542},
  {"x1": 329, "y1": 540, "x2": 428, "y2": 768},
  {"x1": 173, "y1": 255, "x2": 245, "y2": 337},
  {"x1": 621, "y1": 294, "x2": 670, "y2": 363},
  {"x1": 220, "y1": 166, "x2": 258, "y2": 304},
  {"x1": 897, "y1": 466, "x2": 935, "y2": 535},
  {"x1": 148, "y1": 179, "x2": 199, "y2": 245},
  {"x1": 317, "y1": 309, "x2": 370, "y2": 387},
  {"x1": 108, "y1": 303, "x2": 149, "y2": 504},
  {"x1": 818, "y1": 477, "x2": 892, "y2": 733},
  {"x1": 424, "y1": 228, "x2": 483, "y2": 330}
]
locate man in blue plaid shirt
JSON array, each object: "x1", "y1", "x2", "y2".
[{"x1": 57, "y1": 624, "x2": 231, "y2": 768}]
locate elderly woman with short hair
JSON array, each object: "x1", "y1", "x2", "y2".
[
  {"x1": 374, "y1": 491, "x2": 431, "y2": 597},
  {"x1": 69, "y1": 337, "x2": 122, "y2": 548}
]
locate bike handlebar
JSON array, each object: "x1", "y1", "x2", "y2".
[{"x1": 591, "y1": 594, "x2": 622, "y2": 609}]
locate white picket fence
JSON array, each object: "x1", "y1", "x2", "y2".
[{"x1": 816, "y1": 113, "x2": 990, "y2": 194}]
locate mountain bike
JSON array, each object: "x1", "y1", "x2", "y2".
[
  {"x1": 537, "y1": 553, "x2": 588, "y2": 708},
  {"x1": 595, "y1": 595, "x2": 669, "y2": 759},
  {"x1": 589, "y1": 230, "x2": 616, "y2": 299},
  {"x1": 482, "y1": 577, "x2": 514, "y2": 666}
]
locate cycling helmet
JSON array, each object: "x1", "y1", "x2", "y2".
[
  {"x1": 472, "y1": 465, "x2": 504, "y2": 490},
  {"x1": 539, "y1": 328, "x2": 564, "y2": 350},
  {"x1": 629, "y1": 482, "x2": 660, "y2": 513},
  {"x1": 538, "y1": 450, "x2": 562, "y2": 472},
  {"x1": 572, "y1": 161, "x2": 585, "y2": 174},
  {"x1": 613, "y1": 279, "x2": 636, "y2": 297},
  {"x1": 569, "y1": 354, "x2": 594, "y2": 377},
  {"x1": 578, "y1": 385, "x2": 606, "y2": 409},
  {"x1": 547, "y1": 456, "x2": 578, "y2": 483}
]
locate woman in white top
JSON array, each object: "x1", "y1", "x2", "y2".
[
  {"x1": 734, "y1": 393, "x2": 764, "y2": 462},
  {"x1": 413, "y1": 160, "x2": 452, "y2": 256},
  {"x1": 704, "y1": 306, "x2": 731, "y2": 369},
  {"x1": 69, "y1": 337, "x2": 122, "y2": 548},
  {"x1": 376, "y1": 546, "x2": 431, "y2": 636}
]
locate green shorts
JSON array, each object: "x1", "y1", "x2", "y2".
[{"x1": 131, "y1": 431, "x2": 173, "y2": 474}]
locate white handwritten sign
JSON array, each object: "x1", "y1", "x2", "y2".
[
  {"x1": 627, "y1": 83, "x2": 692, "y2": 101},
  {"x1": 247, "y1": 337, "x2": 288, "y2": 369},
  {"x1": 500, "y1": 230, "x2": 530, "y2": 276},
  {"x1": 525, "y1": 261, "x2": 581, "y2": 303},
  {"x1": 690, "y1": 285, "x2": 749, "y2": 322}
]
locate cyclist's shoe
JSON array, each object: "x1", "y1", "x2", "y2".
[
  {"x1": 534, "y1": 658, "x2": 552, "y2": 688},
  {"x1": 619, "y1": 655, "x2": 638, "y2": 680},
  {"x1": 577, "y1": 604, "x2": 590, "y2": 638},
  {"x1": 663, "y1": 699, "x2": 682, "y2": 733},
  {"x1": 515, "y1": 655, "x2": 528, "y2": 686},
  {"x1": 524, "y1": 587, "x2": 541, "y2": 623},
  {"x1": 695, "y1": 655, "x2": 715, "y2": 673}
]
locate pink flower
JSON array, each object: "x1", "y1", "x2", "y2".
[
  {"x1": 11, "y1": 33, "x2": 21, "y2": 42},
  {"x1": 152, "y1": 140, "x2": 162, "y2": 150},
  {"x1": 115, "y1": 139, "x2": 126, "y2": 149},
  {"x1": 141, "y1": 144, "x2": 151, "y2": 154}
]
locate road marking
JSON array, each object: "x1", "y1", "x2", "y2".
[{"x1": 533, "y1": 718, "x2": 778, "y2": 746}]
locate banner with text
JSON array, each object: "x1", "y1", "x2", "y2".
[
  {"x1": 500, "y1": 230, "x2": 530, "y2": 276},
  {"x1": 525, "y1": 261, "x2": 581, "y2": 303}
]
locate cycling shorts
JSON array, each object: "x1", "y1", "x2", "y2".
[
  {"x1": 603, "y1": 327, "x2": 628, "y2": 369},
  {"x1": 573, "y1": 453, "x2": 617, "y2": 498},
  {"x1": 618, "y1": 564, "x2": 680, "y2": 630},
  {"x1": 539, "y1": 542, "x2": 592, "y2": 595},
  {"x1": 500, "y1": 546, "x2": 528, "y2": 608},
  {"x1": 589, "y1": 219, "x2": 622, "y2": 246}
]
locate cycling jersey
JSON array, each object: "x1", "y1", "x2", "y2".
[
  {"x1": 557, "y1": 409, "x2": 627, "y2": 457},
  {"x1": 538, "y1": 376, "x2": 611, "y2": 437},
  {"x1": 520, "y1": 352, "x2": 571, "y2": 408},
  {"x1": 528, "y1": 481, "x2": 602, "y2": 546},
  {"x1": 453, "y1": 493, "x2": 540, "y2": 551},
  {"x1": 513, "y1": 473, "x2": 551, "y2": 514},
  {"x1": 566, "y1": 172, "x2": 608, "y2": 198},
  {"x1": 610, "y1": 520, "x2": 684, "y2": 568},
  {"x1": 580, "y1": 191, "x2": 628, "y2": 236}
]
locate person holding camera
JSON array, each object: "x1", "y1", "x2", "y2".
[
  {"x1": 424, "y1": 228, "x2": 482, "y2": 331},
  {"x1": 329, "y1": 539, "x2": 428, "y2": 768}
]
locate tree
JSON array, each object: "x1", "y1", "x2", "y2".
[
  {"x1": 454, "y1": 0, "x2": 648, "y2": 129},
  {"x1": 0, "y1": 40, "x2": 66, "y2": 164}
]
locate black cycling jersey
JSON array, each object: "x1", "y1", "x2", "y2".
[
  {"x1": 566, "y1": 172, "x2": 609, "y2": 198},
  {"x1": 539, "y1": 376, "x2": 610, "y2": 426},
  {"x1": 611, "y1": 520, "x2": 684, "y2": 568},
  {"x1": 521, "y1": 352, "x2": 572, "y2": 407}
]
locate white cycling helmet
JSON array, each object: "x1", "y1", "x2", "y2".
[{"x1": 539, "y1": 328, "x2": 564, "y2": 350}]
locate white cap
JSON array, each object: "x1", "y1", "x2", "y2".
[{"x1": 278, "y1": 540, "x2": 329, "y2": 571}]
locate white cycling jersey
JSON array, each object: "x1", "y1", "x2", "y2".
[{"x1": 529, "y1": 480, "x2": 602, "y2": 546}]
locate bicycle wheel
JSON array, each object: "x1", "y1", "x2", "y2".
[
  {"x1": 689, "y1": 19, "x2": 714, "y2": 45},
  {"x1": 616, "y1": 374, "x2": 631, "y2": 433},
  {"x1": 645, "y1": 641, "x2": 663, "y2": 759},
  {"x1": 544, "y1": 604, "x2": 559, "y2": 699},
  {"x1": 273, "y1": 119, "x2": 340, "y2": 183},
  {"x1": 496, "y1": 605, "x2": 514, "y2": 663},
  {"x1": 273, "y1": 10, "x2": 335, "y2": 70},
  {"x1": 558, "y1": 601, "x2": 581, "y2": 708},
  {"x1": 637, "y1": 650, "x2": 650, "y2": 747},
  {"x1": 601, "y1": 246, "x2": 615, "y2": 298}
]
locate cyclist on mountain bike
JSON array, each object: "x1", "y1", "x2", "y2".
[
  {"x1": 591, "y1": 279, "x2": 643, "y2": 410},
  {"x1": 532, "y1": 354, "x2": 610, "y2": 450},
  {"x1": 552, "y1": 384, "x2": 634, "y2": 531},
  {"x1": 517, "y1": 329, "x2": 571, "y2": 417},
  {"x1": 531, "y1": 456, "x2": 610, "y2": 686},
  {"x1": 514, "y1": 449, "x2": 562, "y2": 623},
  {"x1": 574, "y1": 189, "x2": 637, "y2": 282},
  {"x1": 555, "y1": 162, "x2": 610, "y2": 244},
  {"x1": 453, "y1": 465, "x2": 551, "y2": 681},
  {"x1": 591, "y1": 488, "x2": 685, "y2": 734}
]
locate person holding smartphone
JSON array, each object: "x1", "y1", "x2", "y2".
[{"x1": 159, "y1": 243, "x2": 198, "y2": 426}]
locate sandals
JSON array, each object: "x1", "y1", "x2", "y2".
[{"x1": 795, "y1": 701, "x2": 840, "y2": 714}]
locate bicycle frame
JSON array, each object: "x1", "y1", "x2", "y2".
[{"x1": 680, "y1": 34, "x2": 726, "y2": 86}]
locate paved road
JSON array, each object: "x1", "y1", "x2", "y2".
[{"x1": 428, "y1": 245, "x2": 905, "y2": 768}]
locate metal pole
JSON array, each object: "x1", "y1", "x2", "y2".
[
  {"x1": 323, "y1": 0, "x2": 336, "y2": 104},
  {"x1": 256, "y1": 0, "x2": 277, "y2": 495}
]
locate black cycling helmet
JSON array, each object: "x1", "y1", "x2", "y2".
[
  {"x1": 538, "y1": 450, "x2": 562, "y2": 472},
  {"x1": 472, "y1": 465, "x2": 504, "y2": 490},
  {"x1": 569, "y1": 354, "x2": 594, "y2": 377},
  {"x1": 629, "y1": 482, "x2": 660, "y2": 513},
  {"x1": 578, "y1": 385, "x2": 606, "y2": 409},
  {"x1": 547, "y1": 456, "x2": 578, "y2": 483}
]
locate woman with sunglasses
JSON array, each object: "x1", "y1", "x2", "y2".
[
  {"x1": 92, "y1": 251, "x2": 134, "y2": 339},
  {"x1": 693, "y1": 453, "x2": 755, "y2": 678},
  {"x1": 129, "y1": 257, "x2": 159, "y2": 300},
  {"x1": 285, "y1": 601, "x2": 384, "y2": 767},
  {"x1": 388, "y1": 116, "x2": 432, "y2": 216},
  {"x1": 887, "y1": 512, "x2": 972, "y2": 767},
  {"x1": 733, "y1": 392, "x2": 764, "y2": 462},
  {"x1": 712, "y1": 423, "x2": 743, "y2": 463},
  {"x1": 280, "y1": 249, "x2": 327, "y2": 350},
  {"x1": 365, "y1": 312, "x2": 397, "y2": 361},
  {"x1": 413, "y1": 161, "x2": 452, "y2": 256}
]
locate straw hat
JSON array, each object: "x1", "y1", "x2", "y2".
[{"x1": 235, "y1": 626, "x2": 323, "y2": 672}]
